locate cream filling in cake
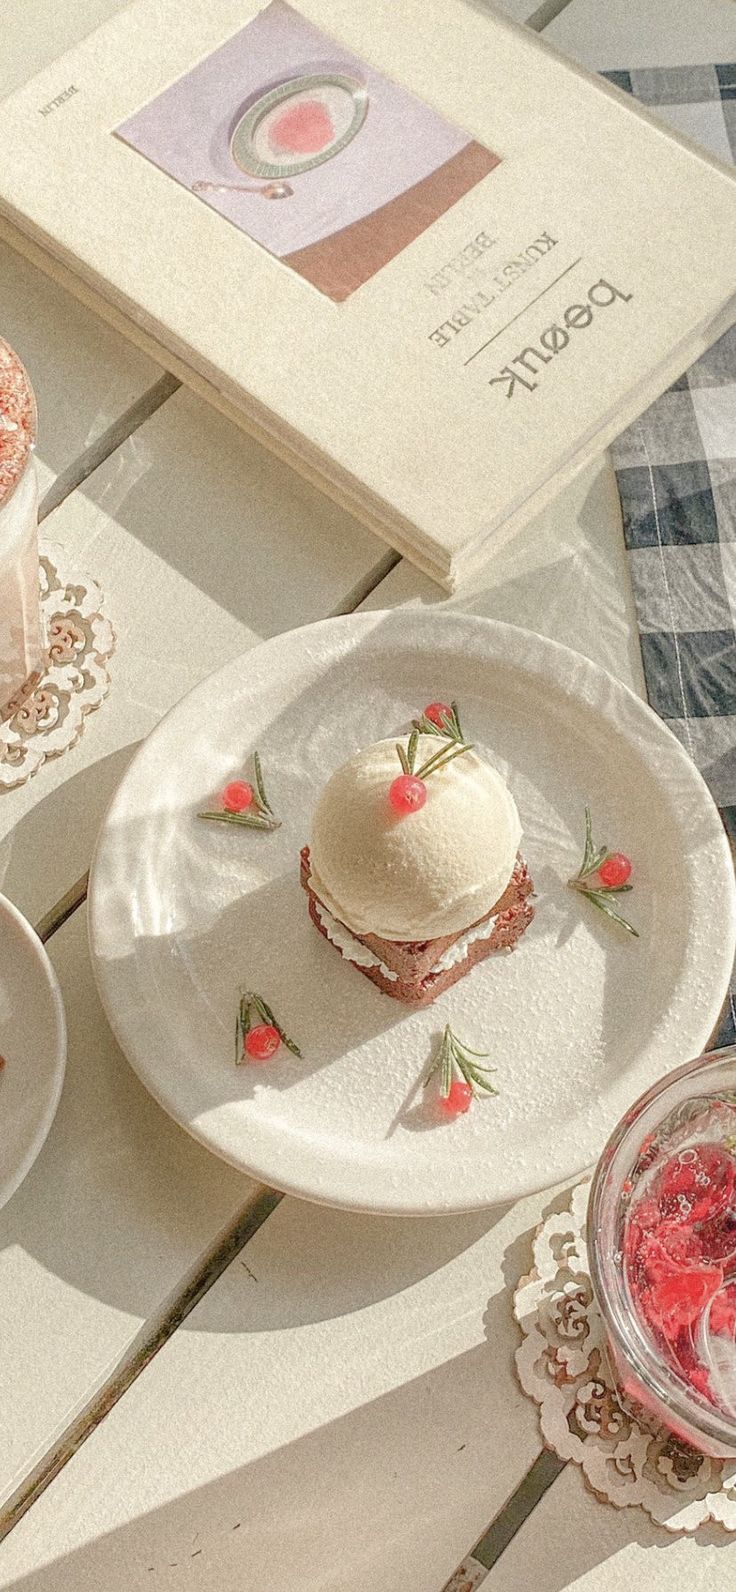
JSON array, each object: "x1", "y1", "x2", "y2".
[
  {"x1": 432, "y1": 909, "x2": 502, "y2": 971},
  {"x1": 313, "y1": 897, "x2": 399, "y2": 981},
  {"x1": 312, "y1": 881, "x2": 501, "y2": 979}
]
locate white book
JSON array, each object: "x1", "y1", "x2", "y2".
[{"x1": 0, "y1": 0, "x2": 734, "y2": 587}]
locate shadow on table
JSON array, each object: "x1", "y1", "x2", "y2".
[
  {"x1": 75, "y1": 385, "x2": 383, "y2": 639},
  {"x1": 0, "y1": 1295, "x2": 535, "y2": 1590},
  {"x1": 2, "y1": 1287, "x2": 730, "y2": 1592},
  {"x1": 0, "y1": 744, "x2": 140, "y2": 917}
]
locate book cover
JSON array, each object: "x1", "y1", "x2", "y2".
[{"x1": 0, "y1": 0, "x2": 734, "y2": 585}]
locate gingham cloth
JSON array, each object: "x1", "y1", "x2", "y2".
[{"x1": 607, "y1": 65, "x2": 736, "y2": 1046}]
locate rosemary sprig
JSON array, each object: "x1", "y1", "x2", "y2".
[
  {"x1": 424, "y1": 1024, "x2": 498, "y2": 1100},
  {"x1": 236, "y1": 990, "x2": 302, "y2": 1061},
  {"x1": 198, "y1": 810, "x2": 278, "y2": 831},
  {"x1": 395, "y1": 725, "x2": 473, "y2": 784},
  {"x1": 415, "y1": 739, "x2": 474, "y2": 779},
  {"x1": 198, "y1": 751, "x2": 281, "y2": 831},
  {"x1": 253, "y1": 751, "x2": 274, "y2": 816},
  {"x1": 413, "y1": 701, "x2": 465, "y2": 743},
  {"x1": 567, "y1": 806, "x2": 639, "y2": 938}
]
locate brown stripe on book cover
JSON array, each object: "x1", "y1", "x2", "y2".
[{"x1": 285, "y1": 141, "x2": 500, "y2": 301}]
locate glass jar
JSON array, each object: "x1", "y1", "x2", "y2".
[
  {"x1": 588, "y1": 1045, "x2": 736, "y2": 1458},
  {"x1": 0, "y1": 338, "x2": 42, "y2": 719}
]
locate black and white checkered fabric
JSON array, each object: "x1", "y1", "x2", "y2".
[{"x1": 608, "y1": 65, "x2": 736, "y2": 1044}]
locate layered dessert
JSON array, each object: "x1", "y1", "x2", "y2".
[{"x1": 301, "y1": 729, "x2": 534, "y2": 1004}]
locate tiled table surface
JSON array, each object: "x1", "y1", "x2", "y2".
[{"x1": 1, "y1": 1, "x2": 734, "y2": 1588}]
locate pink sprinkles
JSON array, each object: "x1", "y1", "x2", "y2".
[{"x1": 0, "y1": 339, "x2": 35, "y2": 509}]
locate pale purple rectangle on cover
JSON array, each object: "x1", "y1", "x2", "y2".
[{"x1": 115, "y1": 0, "x2": 473, "y2": 257}]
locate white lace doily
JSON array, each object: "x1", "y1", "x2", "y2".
[
  {"x1": 514, "y1": 1180, "x2": 736, "y2": 1532},
  {"x1": 0, "y1": 542, "x2": 114, "y2": 789}
]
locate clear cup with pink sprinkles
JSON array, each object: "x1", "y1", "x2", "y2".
[
  {"x1": 589, "y1": 1046, "x2": 736, "y2": 1458},
  {"x1": 0, "y1": 337, "x2": 42, "y2": 719}
]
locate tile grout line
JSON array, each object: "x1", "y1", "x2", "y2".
[
  {"x1": 35, "y1": 872, "x2": 89, "y2": 944},
  {"x1": 38, "y1": 373, "x2": 180, "y2": 523},
  {"x1": 525, "y1": 0, "x2": 575, "y2": 31},
  {"x1": 0, "y1": 1187, "x2": 284, "y2": 1543},
  {"x1": 441, "y1": 1451, "x2": 568, "y2": 1590},
  {"x1": 328, "y1": 547, "x2": 402, "y2": 615}
]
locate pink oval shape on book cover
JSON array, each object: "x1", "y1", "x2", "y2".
[{"x1": 268, "y1": 98, "x2": 334, "y2": 155}]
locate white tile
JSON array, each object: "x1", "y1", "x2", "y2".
[
  {"x1": 0, "y1": 387, "x2": 384, "y2": 922},
  {"x1": 0, "y1": 907, "x2": 253, "y2": 1509},
  {"x1": 546, "y1": 0, "x2": 736, "y2": 69},
  {"x1": 0, "y1": 1181, "x2": 567, "y2": 1590},
  {"x1": 361, "y1": 458, "x2": 647, "y2": 699},
  {"x1": 1, "y1": 240, "x2": 160, "y2": 496}
]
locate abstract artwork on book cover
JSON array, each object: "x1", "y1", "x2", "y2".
[{"x1": 115, "y1": 0, "x2": 501, "y2": 301}]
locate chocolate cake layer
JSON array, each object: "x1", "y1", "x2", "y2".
[{"x1": 300, "y1": 845, "x2": 534, "y2": 1006}]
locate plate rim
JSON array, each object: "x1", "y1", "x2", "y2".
[
  {"x1": 0, "y1": 891, "x2": 67, "y2": 1211},
  {"x1": 88, "y1": 610, "x2": 736, "y2": 1213}
]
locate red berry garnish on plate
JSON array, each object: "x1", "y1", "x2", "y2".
[
  {"x1": 424, "y1": 702, "x2": 452, "y2": 729},
  {"x1": 244, "y1": 1023, "x2": 281, "y2": 1061},
  {"x1": 440, "y1": 1080, "x2": 474, "y2": 1116},
  {"x1": 568, "y1": 808, "x2": 638, "y2": 936},
  {"x1": 424, "y1": 1025, "x2": 496, "y2": 1119},
  {"x1": 389, "y1": 774, "x2": 427, "y2": 814},
  {"x1": 597, "y1": 852, "x2": 632, "y2": 887},
  {"x1": 199, "y1": 755, "x2": 281, "y2": 832},
  {"x1": 223, "y1": 780, "x2": 254, "y2": 813}
]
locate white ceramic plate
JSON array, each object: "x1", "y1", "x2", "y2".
[
  {"x1": 0, "y1": 893, "x2": 66, "y2": 1210},
  {"x1": 88, "y1": 612, "x2": 736, "y2": 1213}
]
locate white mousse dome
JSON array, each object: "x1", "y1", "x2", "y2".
[{"x1": 309, "y1": 736, "x2": 522, "y2": 942}]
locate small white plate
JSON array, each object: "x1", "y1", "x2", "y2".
[
  {"x1": 88, "y1": 612, "x2": 736, "y2": 1214},
  {"x1": 0, "y1": 893, "x2": 66, "y2": 1210}
]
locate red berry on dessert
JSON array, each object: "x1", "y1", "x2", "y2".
[
  {"x1": 597, "y1": 852, "x2": 632, "y2": 887},
  {"x1": 389, "y1": 774, "x2": 427, "y2": 814},
  {"x1": 245, "y1": 1023, "x2": 281, "y2": 1061},
  {"x1": 424, "y1": 702, "x2": 452, "y2": 729},
  {"x1": 223, "y1": 780, "x2": 254, "y2": 813}
]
